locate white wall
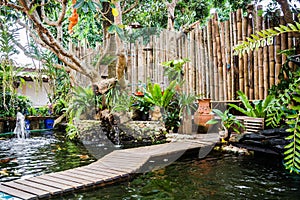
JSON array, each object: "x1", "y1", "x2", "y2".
[{"x1": 18, "y1": 81, "x2": 51, "y2": 107}]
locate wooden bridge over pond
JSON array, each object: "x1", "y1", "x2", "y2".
[{"x1": 0, "y1": 133, "x2": 218, "y2": 200}]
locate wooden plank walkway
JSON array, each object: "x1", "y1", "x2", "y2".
[{"x1": 0, "y1": 133, "x2": 218, "y2": 200}]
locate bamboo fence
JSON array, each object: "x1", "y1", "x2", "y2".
[{"x1": 73, "y1": 6, "x2": 298, "y2": 101}]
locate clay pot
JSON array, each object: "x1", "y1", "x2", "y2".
[{"x1": 194, "y1": 98, "x2": 213, "y2": 133}]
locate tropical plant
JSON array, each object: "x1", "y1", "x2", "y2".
[
  {"x1": 162, "y1": 58, "x2": 190, "y2": 83},
  {"x1": 36, "y1": 106, "x2": 50, "y2": 117},
  {"x1": 110, "y1": 90, "x2": 134, "y2": 113},
  {"x1": 66, "y1": 86, "x2": 100, "y2": 120},
  {"x1": 53, "y1": 98, "x2": 68, "y2": 116},
  {"x1": 283, "y1": 91, "x2": 300, "y2": 174},
  {"x1": 232, "y1": 19, "x2": 300, "y2": 173},
  {"x1": 177, "y1": 92, "x2": 197, "y2": 116},
  {"x1": 27, "y1": 107, "x2": 37, "y2": 116},
  {"x1": 265, "y1": 56, "x2": 300, "y2": 128},
  {"x1": 207, "y1": 109, "x2": 244, "y2": 133},
  {"x1": 66, "y1": 122, "x2": 80, "y2": 140},
  {"x1": 228, "y1": 90, "x2": 274, "y2": 118},
  {"x1": 143, "y1": 80, "x2": 177, "y2": 109}
]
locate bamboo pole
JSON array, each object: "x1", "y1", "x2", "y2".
[
  {"x1": 269, "y1": 17, "x2": 276, "y2": 88},
  {"x1": 199, "y1": 28, "x2": 204, "y2": 96},
  {"x1": 212, "y1": 16, "x2": 219, "y2": 100},
  {"x1": 203, "y1": 27, "x2": 210, "y2": 98},
  {"x1": 242, "y1": 16, "x2": 249, "y2": 97},
  {"x1": 237, "y1": 9, "x2": 244, "y2": 94},
  {"x1": 215, "y1": 14, "x2": 224, "y2": 100},
  {"x1": 253, "y1": 16, "x2": 259, "y2": 99},
  {"x1": 263, "y1": 18, "x2": 269, "y2": 98},
  {"x1": 190, "y1": 30, "x2": 196, "y2": 95},
  {"x1": 231, "y1": 11, "x2": 238, "y2": 100},
  {"x1": 220, "y1": 22, "x2": 227, "y2": 100},
  {"x1": 225, "y1": 20, "x2": 232, "y2": 100},
  {"x1": 195, "y1": 28, "x2": 200, "y2": 95},
  {"x1": 207, "y1": 20, "x2": 214, "y2": 99},
  {"x1": 280, "y1": 17, "x2": 287, "y2": 74},
  {"x1": 247, "y1": 5, "x2": 254, "y2": 100},
  {"x1": 275, "y1": 30, "x2": 282, "y2": 85},
  {"x1": 257, "y1": 6, "x2": 264, "y2": 99}
]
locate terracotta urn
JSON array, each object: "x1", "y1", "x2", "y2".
[{"x1": 194, "y1": 98, "x2": 213, "y2": 133}]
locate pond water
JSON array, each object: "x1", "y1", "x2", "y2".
[
  {"x1": 1, "y1": 132, "x2": 300, "y2": 200},
  {"x1": 54, "y1": 151, "x2": 300, "y2": 200},
  {"x1": 0, "y1": 131, "x2": 95, "y2": 182}
]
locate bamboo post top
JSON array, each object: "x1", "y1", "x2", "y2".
[{"x1": 0, "y1": 133, "x2": 218, "y2": 200}]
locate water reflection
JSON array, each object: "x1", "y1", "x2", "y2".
[
  {"x1": 57, "y1": 151, "x2": 300, "y2": 200},
  {"x1": 0, "y1": 132, "x2": 95, "y2": 182}
]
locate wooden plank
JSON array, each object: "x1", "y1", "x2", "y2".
[
  {"x1": 59, "y1": 170, "x2": 108, "y2": 184},
  {"x1": 14, "y1": 179, "x2": 61, "y2": 195},
  {"x1": 68, "y1": 169, "x2": 120, "y2": 179},
  {"x1": 0, "y1": 184, "x2": 37, "y2": 200},
  {"x1": 88, "y1": 162, "x2": 132, "y2": 173},
  {"x1": 87, "y1": 164, "x2": 134, "y2": 175},
  {"x1": 78, "y1": 167, "x2": 127, "y2": 179},
  {"x1": 98, "y1": 158, "x2": 142, "y2": 168},
  {"x1": 47, "y1": 173, "x2": 94, "y2": 187},
  {"x1": 27, "y1": 177, "x2": 74, "y2": 192},
  {"x1": 93, "y1": 161, "x2": 139, "y2": 170},
  {"x1": 37, "y1": 175, "x2": 85, "y2": 189},
  {"x1": 2, "y1": 181, "x2": 50, "y2": 199}
]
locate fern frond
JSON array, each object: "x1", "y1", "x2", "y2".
[{"x1": 234, "y1": 22, "x2": 300, "y2": 55}]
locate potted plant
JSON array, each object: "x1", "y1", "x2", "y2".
[
  {"x1": 131, "y1": 96, "x2": 151, "y2": 121},
  {"x1": 206, "y1": 109, "x2": 244, "y2": 141}
]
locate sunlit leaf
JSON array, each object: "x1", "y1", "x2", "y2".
[{"x1": 112, "y1": 8, "x2": 119, "y2": 17}]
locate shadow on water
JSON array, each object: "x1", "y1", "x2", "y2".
[{"x1": 54, "y1": 151, "x2": 300, "y2": 200}]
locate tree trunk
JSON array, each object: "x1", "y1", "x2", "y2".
[
  {"x1": 166, "y1": 0, "x2": 179, "y2": 31},
  {"x1": 276, "y1": 0, "x2": 293, "y2": 24}
]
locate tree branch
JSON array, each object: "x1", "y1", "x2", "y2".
[
  {"x1": 1, "y1": 1, "x2": 24, "y2": 11},
  {"x1": 41, "y1": 0, "x2": 67, "y2": 26},
  {"x1": 18, "y1": 0, "x2": 100, "y2": 81},
  {"x1": 122, "y1": 0, "x2": 139, "y2": 15}
]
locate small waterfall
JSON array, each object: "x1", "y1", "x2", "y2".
[
  {"x1": 113, "y1": 125, "x2": 121, "y2": 148},
  {"x1": 13, "y1": 112, "x2": 29, "y2": 139}
]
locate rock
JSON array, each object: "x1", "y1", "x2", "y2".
[
  {"x1": 261, "y1": 128, "x2": 288, "y2": 136},
  {"x1": 265, "y1": 138, "x2": 288, "y2": 146},
  {"x1": 238, "y1": 133, "x2": 266, "y2": 142}
]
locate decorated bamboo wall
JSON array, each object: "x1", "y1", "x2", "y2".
[
  {"x1": 73, "y1": 6, "x2": 298, "y2": 101},
  {"x1": 124, "y1": 7, "x2": 298, "y2": 101}
]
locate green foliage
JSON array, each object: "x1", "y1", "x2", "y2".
[
  {"x1": 207, "y1": 108, "x2": 244, "y2": 133},
  {"x1": 109, "y1": 89, "x2": 134, "y2": 113},
  {"x1": 162, "y1": 58, "x2": 189, "y2": 83},
  {"x1": 174, "y1": 0, "x2": 211, "y2": 28},
  {"x1": 66, "y1": 86, "x2": 99, "y2": 120},
  {"x1": 143, "y1": 80, "x2": 177, "y2": 109},
  {"x1": 283, "y1": 93, "x2": 300, "y2": 174},
  {"x1": 53, "y1": 98, "x2": 68, "y2": 116},
  {"x1": 66, "y1": 120, "x2": 80, "y2": 140},
  {"x1": 123, "y1": 0, "x2": 168, "y2": 29},
  {"x1": 0, "y1": 93, "x2": 32, "y2": 118},
  {"x1": 234, "y1": 22, "x2": 300, "y2": 55},
  {"x1": 36, "y1": 106, "x2": 50, "y2": 117},
  {"x1": 228, "y1": 90, "x2": 274, "y2": 118},
  {"x1": 266, "y1": 57, "x2": 300, "y2": 128}
]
